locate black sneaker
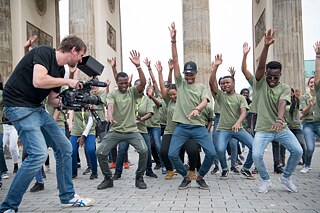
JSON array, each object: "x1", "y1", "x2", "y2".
[
  {"x1": 30, "y1": 182, "x2": 44, "y2": 192},
  {"x1": 196, "y1": 178, "x2": 209, "y2": 190},
  {"x1": 230, "y1": 167, "x2": 240, "y2": 175},
  {"x1": 72, "y1": 173, "x2": 77, "y2": 179},
  {"x1": 135, "y1": 176, "x2": 147, "y2": 189},
  {"x1": 241, "y1": 169, "x2": 255, "y2": 180},
  {"x1": 83, "y1": 167, "x2": 92, "y2": 175},
  {"x1": 211, "y1": 166, "x2": 219, "y2": 174},
  {"x1": 97, "y1": 177, "x2": 113, "y2": 190},
  {"x1": 274, "y1": 165, "x2": 283, "y2": 174},
  {"x1": 90, "y1": 173, "x2": 98, "y2": 180},
  {"x1": 112, "y1": 174, "x2": 121, "y2": 180},
  {"x1": 146, "y1": 172, "x2": 158, "y2": 178},
  {"x1": 178, "y1": 178, "x2": 191, "y2": 190},
  {"x1": 13, "y1": 163, "x2": 18, "y2": 173},
  {"x1": 0, "y1": 181, "x2": 2, "y2": 190},
  {"x1": 220, "y1": 170, "x2": 229, "y2": 180},
  {"x1": 154, "y1": 164, "x2": 161, "y2": 170}
]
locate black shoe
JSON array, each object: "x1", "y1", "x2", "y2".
[
  {"x1": 196, "y1": 178, "x2": 209, "y2": 190},
  {"x1": 241, "y1": 169, "x2": 255, "y2": 180},
  {"x1": 220, "y1": 170, "x2": 229, "y2": 180},
  {"x1": 13, "y1": 163, "x2": 18, "y2": 173},
  {"x1": 112, "y1": 174, "x2": 121, "y2": 180},
  {"x1": 135, "y1": 176, "x2": 147, "y2": 189},
  {"x1": 30, "y1": 182, "x2": 44, "y2": 192},
  {"x1": 230, "y1": 167, "x2": 240, "y2": 175},
  {"x1": 83, "y1": 167, "x2": 92, "y2": 175},
  {"x1": 274, "y1": 165, "x2": 283, "y2": 174},
  {"x1": 178, "y1": 178, "x2": 191, "y2": 190},
  {"x1": 72, "y1": 174, "x2": 77, "y2": 179},
  {"x1": 237, "y1": 159, "x2": 243, "y2": 165},
  {"x1": 154, "y1": 164, "x2": 161, "y2": 170},
  {"x1": 77, "y1": 163, "x2": 81, "y2": 168},
  {"x1": 90, "y1": 173, "x2": 98, "y2": 180},
  {"x1": 146, "y1": 172, "x2": 158, "y2": 178},
  {"x1": 211, "y1": 166, "x2": 219, "y2": 174},
  {"x1": 0, "y1": 181, "x2": 2, "y2": 190},
  {"x1": 97, "y1": 177, "x2": 113, "y2": 190}
]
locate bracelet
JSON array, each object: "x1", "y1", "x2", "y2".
[
  {"x1": 136, "y1": 66, "x2": 141, "y2": 69},
  {"x1": 171, "y1": 40, "x2": 176, "y2": 43}
]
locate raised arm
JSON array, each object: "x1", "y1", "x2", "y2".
[
  {"x1": 227, "y1": 67, "x2": 236, "y2": 78},
  {"x1": 107, "y1": 57, "x2": 117, "y2": 80},
  {"x1": 241, "y1": 42, "x2": 252, "y2": 80},
  {"x1": 129, "y1": 50, "x2": 146, "y2": 93},
  {"x1": 155, "y1": 61, "x2": 168, "y2": 98},
  {"x1": 256, "y1": 29, "x2": 275, "y2": 81},
  {"x1": 209, "y1": 54, "x2": 223, "y2": 96},
  {"x1": 169, "y1": 22, "x2": 180, "y2": 78},
  {"x1": 314, "y1": 41, "x2": 320, "y2": 85},
  {"x1": 144, "y1": 57, "x2": 159, "y2": 93},
  {"x1": 24, "y1": 35, "x2": 37, "y2": 54},
  {"x1": 167, "y1": 59, "x2": 174, "y2": 84}
]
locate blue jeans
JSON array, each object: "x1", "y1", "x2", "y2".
[
  {"x1": 252, "y1": 130, "x2": 303, "y2": 180},
  {"x1": 70, "y1": 134, "x2": 97, "y2": 175},
  {"x1": 168, "y1": 124, "x2": 216, "y2": 177},
  {"x1": 227, "y1": 138, "x2": 239, "y2": 168},
  {"x1": 115, "y1": 133, "x2": 153, "y2": 175},
  {"x1": 147, "y1": 127, "x2": 164, "y2": 167},
  {"x1": 302, "y1": 121, "x2": 320, "y2": 166},
  {"x1": 1, "y1": 107, "x2": 75, "y2": 212},
  {"x1": 211, "y1": 114, "x2": 220, "y2": 166},
  {"x1": 0, "y1": 133, "x2": 8, "y2": 177},
  {"x1": 216, "y1": 130, "x2": 254, "y2": 171}
]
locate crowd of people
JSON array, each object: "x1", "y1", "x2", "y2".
[{"x1": 0, "y1": 22, "x2": 319, "y2": 212}]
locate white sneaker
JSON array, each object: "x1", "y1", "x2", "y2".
[
  {"x1": 300, "y1": 166, "x2": 310, "y2": 173},
  {"x1": 258, "y1": 180, "x2": 271, "y2": 193},
  {"x1": 1, "y1": 173, "x2": 9, "y2": 179},
  {"x1": 279, "y1": 176, "x2": 298, "y2": 193},
  {"x1": 4, "y1": 210, "x2": 15, "y2": 213},
  {"x1": 61, "y1": 194, "x2": 95, "y2": 207}
]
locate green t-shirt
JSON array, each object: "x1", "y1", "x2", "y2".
[
  {"x1": 163, "y1": 94, "x2": 177, "y2": 135},
  {"x1": 247, "y1": 74, "x2": 258, "y2": 114},
  {"x1": 93, "y1": 90, "x2": 107, "y2": 121},
  {"x1": 159, "y1": 99, "x2": 167, "y2": 126},
  {"x1": 173, "y1": 74, "x2": 209, "y2": 126},
  {"x1": 145, "y1": 97, "x2": 161, "y2": 128},
  {"x1": 300, "y1": 84, "x2": 320, "y2": 122},
  {"x1": 136, "y1": 95, "x2": 155, "y2": 133},
  {"x1": 71, "y1": 110, "x2": 95, "y2": 136},
  {"x1": 254, "y1": 76, "x2": 291, "y2": 132},
  {"x1": 317, "y1": 81, "x2": 320, "y2": 110},
  {"x1": 216, "y1": 90, "x2": 249, "y2": 131},
  {"x1": 46, "y1": 105, "x2": 65, "y2": 128},
  {"x1": 0, "y1": 90, "x2": 3, "y2": 133},
  {"x1": 200, "y1": 105, "x2": 214, "y2": 127},
  {"x1": 213, "y1": 99, "x2": 220, "y2": 114},
  {"x1": 285, "y1": 103, "x2": 301, "y2": 129},
  {"x1": 106, "y1": 86, "x2": 139, "y2": 133}
]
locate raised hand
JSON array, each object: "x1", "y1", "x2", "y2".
[
  {"x1": 143, "y1": 57, "x2": 151, "y2": 68},
  {"x1": 243, "y1": 42, "x2": 251, "y2": 55},
  {"x1": 24, "y1": 35, "x2": 37, "y2": 49},
  {"x1": 169, "y1": 22, "x2": 176, "y2": 42},
  {"x1": 129, "y1": 50, "x2": 141, "y2": 67},
  {"x1": 107, "y1": 57, "x2": 116, "y2": 68},
  {"x1": 155, "y1": 60, "x2": 163, "y2": 74},
  {"x1": 265, "y1": 29, "x2": 275, "y2": 46},
  {"x1": 212, "y1": 54, "x2": 223, "y2": 67},
  {"x1": 313, "y1": 41, "x2": 320, "y2": 54},
  {"x1": 227, "y1": 67, "x2": 236, "y2": 77}
]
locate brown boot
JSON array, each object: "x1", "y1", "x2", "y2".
[
  {"x1": 189, "y1": 170, "x2": 197, "y2": 180},
  {"x1": 165, "y1": 170, "x2": 175, "y2": 180}
]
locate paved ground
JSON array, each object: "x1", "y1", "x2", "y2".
[{"x1": 1, "y1": 142, "x2": 320, "y2": 213}]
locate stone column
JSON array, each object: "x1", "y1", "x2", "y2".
[
  {"x1": 0, "y1": 0, "x2": 12, "y2": 82},
  {"x1": 69, "y1": 0, "x2": 95, "y2": 56},
  {"x1": 55, "y1": 0, "x2": 60, "y2": 48},
  {"x1": 182, "y1": 0, "x2": 211, "y2": 86},
  {"x1": 273, "y1": 0, "x2": 305, "y2": 92}
]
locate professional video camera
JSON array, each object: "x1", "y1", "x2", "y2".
[{"x1": 58, "y1": 56, "x2": 110, "y2": 140}]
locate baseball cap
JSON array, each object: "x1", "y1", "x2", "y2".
[{"x1": 183, "y1": 61, "x2": 197, "y2": 74}]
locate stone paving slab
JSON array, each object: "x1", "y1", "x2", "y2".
[{"x1": 1, "y1": 143, "x2": 320, "y2": 212}]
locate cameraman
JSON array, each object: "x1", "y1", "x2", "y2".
[{"x1": 1, "y1": 35, "x2": 94, "y2": 212}]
